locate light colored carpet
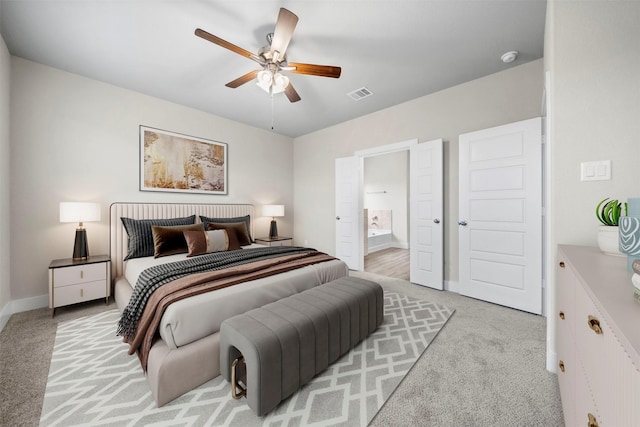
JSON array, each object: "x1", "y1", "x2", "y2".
[
  {"x1": 354, "y1": 272, "x2": 564, "y2": 427},
  {"x1": 0, "y1": 271, "x2": 564, "y2": 426},
  {"x1": 39, "y1": 291, "x2": 453, "y2": 426}
]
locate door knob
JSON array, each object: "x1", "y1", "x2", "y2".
[
  {"x1": 433, "y1": 218, "x2": 440, "y2": 224},
  {"x1": 335, "y1": 216, "x2": 340, "y2": 220},
  {"x1": 458, "y1": 221, "x2": 467, "y2": 226}
]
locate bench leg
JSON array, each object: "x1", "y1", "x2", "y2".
[{"x1": 231, "y1": 356, "x2": 247, "y2": 399}]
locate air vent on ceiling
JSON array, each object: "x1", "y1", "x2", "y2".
[{"x1": 347, "y1": 87, "x2": 373, "y2": 101}]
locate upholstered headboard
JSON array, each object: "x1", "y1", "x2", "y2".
[{"x1": 109, "y1": 202, "x2": 255, "y2": 280}]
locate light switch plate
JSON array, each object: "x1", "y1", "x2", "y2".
[{"x1": 581, "y1": 160, "x2": 611, "y2": 181}]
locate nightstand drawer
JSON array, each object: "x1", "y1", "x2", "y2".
[
  {"x1": 255, "y1": 237, "x2": 293, "y2": 247},
  {"x1": 52, "y1": 263, "x2": 106, "y2": 287},
  {"x1": 53, "y1": 280, "x2": 107, "y2": 307},
  {"x1": 266, "y1": 240, "x2": 291, "y2": 247}
]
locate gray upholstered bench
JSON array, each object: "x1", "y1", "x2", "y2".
[{"x1": 219, "y1": 276, "x2": 384, "y2": 416}]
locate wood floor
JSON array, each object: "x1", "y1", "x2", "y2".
[{"x1": 364, "y1": 247, "x2": 409, "y2": 281}]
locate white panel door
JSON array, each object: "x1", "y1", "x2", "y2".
[
  {"x1": 410, "y1": 139, "x2": 444, "y2": 289},
  {"x1": 335, "y1": 156, "x2": 362, "y2": 271},
  {"x1": 459, "y1": 118, "x2": 542, "y2": 314}
]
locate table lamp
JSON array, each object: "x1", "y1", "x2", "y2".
[
  {"x1": 263, "y1": 205, "x2": 284, "y2": 239},
  {"x1": 60, "y1": 202, "x2": 101, "y2": 260}
]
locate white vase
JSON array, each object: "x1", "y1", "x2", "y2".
[{"x1": 597, "y1": 225, "x2": 624, "y2": 256}]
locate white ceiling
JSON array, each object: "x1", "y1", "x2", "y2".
[{"x1": 0, "y1": 1, "x2": 546, "y2": 138}]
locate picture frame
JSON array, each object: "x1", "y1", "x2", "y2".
[{"x1": 140, "y1": 125, "x2": 228, "y2": 195}]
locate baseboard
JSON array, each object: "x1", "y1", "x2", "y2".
[
  {"x1": 0, "y1": 294, "x2": 49, "y2": 332},
  {"x1": 546, "y1": 349, "x2": 558, "y2": 374},
  {"x1": 444, "y1": 280, "x2": 459, "y2": 293},
  {"x1": 391, "y1": 242, "x2": 409, "y2": 250},
  {"x1": 368, "y1": 243, "x2": 391, "y2": 253},
  {"x1": 0, "y1": 301, "x2": 11, "y2": 333},
  {"x1": 12, "y1": 293, "x2": 49, "y2": 313}
]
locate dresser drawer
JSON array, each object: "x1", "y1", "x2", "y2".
[
  {"x1": 556, "y1": 338, "x2": 576, "y2": 427},
  {"x1": 575, "y1": 357, "x2": 601, "y2": 427},
  {"x1": 52, "y1": 263, "x2": 106, "y2": 287},
  {"x1": 53, "y1": 280, "x2": 107, "y2": 307},
  {"x1": 556, "y1": 253, "x2": 577, "y2": 427},
  {"x1": 574, "y1": 282, "x2": 617, "y2": 425},
  {"x1": 556, "y1": 257, "x2": 576, "y2": 335}
]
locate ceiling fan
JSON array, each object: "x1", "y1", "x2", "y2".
[{"x1": 195, "y1": 7, "x2": 341, "y2": 103}]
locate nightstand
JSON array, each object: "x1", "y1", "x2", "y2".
[
  {"x1": 255, "y1": 236, "x2": 293, "y2": 247},
  {"x1": 48, "y1": 255, "x2": 111, "y2": 317}
]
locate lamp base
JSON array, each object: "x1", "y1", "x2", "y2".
[
  {"x1": 269, "y1": 220, "x2": 278, "y2": 239},
  {"x1": 73, "y1": 228, "x2": 89, "y2": 260}
]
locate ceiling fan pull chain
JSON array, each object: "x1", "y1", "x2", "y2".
[{"x1": 271, "y1": 94, "x2": 275, "y2": 130}]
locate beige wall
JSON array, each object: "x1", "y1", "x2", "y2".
[
  {"x1": 293, "y1": 59, "x2": 544, "y2": 283},
  {"x1": 546, "y1": 0, "x2": 640, "y2": 366},
  {"x1": 9, "y1": 57, "x2": 293, "y2": 302},
  {"x1": 0, "y1": 34, "x2": 10, "y2": 321},
  {"x1": 551, "y1": 0, "x2": 640, "y2": 247}
]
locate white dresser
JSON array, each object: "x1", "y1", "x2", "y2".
[{"x1": 556, "y1": 245, "x2": 640, "y2": 426}]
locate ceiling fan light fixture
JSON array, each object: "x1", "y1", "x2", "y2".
[
  {"x1": 256, "y1": 69, "x2": 273, "y2": 93},
  {"x1": 272, "y1": 73, "x2": 290, "y2": 94}
]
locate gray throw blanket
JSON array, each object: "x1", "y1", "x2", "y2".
[{"x1": 116, "y1": 246, "x2": 315, "y2": 341}]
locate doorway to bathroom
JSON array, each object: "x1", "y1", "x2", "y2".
[
  {"x1": 335, "y1": 138, "x2": 443, "y2": 289},
  {"x1": 363, "y1": 151, "x2": 410, "y2": 281}
]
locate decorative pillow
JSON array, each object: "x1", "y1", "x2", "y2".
[
  {"x1": 121, "y1": 215, "x2": 196, "y2": 260},
  {"x1": 206, "y1": 221, "x2": 251, "y2": 246},
  {"x1": 151, "y1": 223, "x2": 204, "y2": 258},
  {"x1": 200, "y1": 215, "x2": 253, "y2": 242},
  {"x1": 206, "y1": 222, "x2": 246, "y2": 247},
  {"x1": 183, "y1": 229, "x2": 240, "y2": 257}
]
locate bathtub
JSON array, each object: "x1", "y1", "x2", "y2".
[{"x1": 367, "y1": 229, "x2": 392, "y2": 253}]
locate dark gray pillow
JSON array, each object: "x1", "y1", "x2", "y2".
[
  {"x1": 121, "y1": 215, "x2": 196, "y2": 260},
  {"x1": 200, "y1": 215, "x2": 253, "y2": 243}
]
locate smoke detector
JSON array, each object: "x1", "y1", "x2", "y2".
[{"x1": 501, "y1": 50, "x2": 519, "y2": 63}]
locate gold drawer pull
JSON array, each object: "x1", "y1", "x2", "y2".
[
  {"x1": 559, "y1": 261, "x2": 565, "y2": 268},
  {"x1": 587, "y1": 315, "x2": 603, "y2": 335},
  {"x1": 80, "y1": 270, "x2": 84, "y2": 279},
  {"x1": 559, "y1": 311, "x2": 565, "y2": 320},
  {"x1": 588, "y1": 413, "x2": 599, "y2": 427},
  {"x1": 80, "y1": 289, "x2": 84, "y2": 298},
  {"x1": 558, "y1": 360, "x2": 565, "y2": 373}
]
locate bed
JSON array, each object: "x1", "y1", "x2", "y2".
[{"x1": 110, "y1": 202, "x2": 349, "y2": 406}]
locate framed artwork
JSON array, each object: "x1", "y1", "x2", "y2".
[{"x1": 140, "y1": 126, "x2": 228, "y2": 195}]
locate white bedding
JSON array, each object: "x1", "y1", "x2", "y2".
[{"x1": 122, "y1": 246, "x2": 348, "y2": 350}]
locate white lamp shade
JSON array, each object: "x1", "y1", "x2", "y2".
[
  {"x1": 60, "y1": 202, "x2": 101, "y2": 223},
  {"x1": 263, "y1": 204, "x2": 284, "y2": 217},
  {"x1": 256, "y1": 70, "x2": 273, "y2": 93},
  {"x1": 271, "y1": 73, "x2": 290, "y2": 94}
]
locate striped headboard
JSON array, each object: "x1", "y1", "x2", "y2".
[{"x1": 109, "y1": 202, "x2": 255, "y2": 279}]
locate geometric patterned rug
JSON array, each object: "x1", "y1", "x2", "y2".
[{"x1": 40, "y1": 291, "x2": 454, "y2": 426}]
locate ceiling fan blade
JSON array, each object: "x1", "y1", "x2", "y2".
[
  {"x1": 269, "y1": 8, "x2": 298, "y2": 60},
  {"x1": 195, "y1": 28, "x2": 264, "y2": 65},
  {"x1": 225, "y1": 70, "x2": 260, "y2": 88},
  {"x1": 284, "y1": 83, "x2": 301, "y2": 103},
  {"x1": 286, "y1": 62, "x2": 341, "y2": 78}
]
